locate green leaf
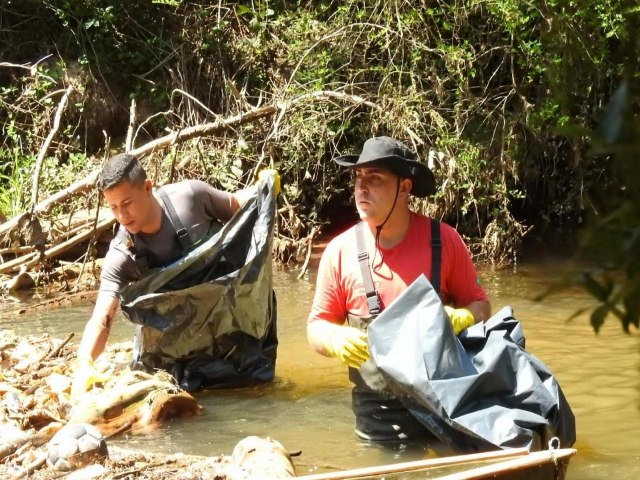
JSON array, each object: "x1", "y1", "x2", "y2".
[
  {"x1": 236, "y1": 5, "x2": 253, "y2": 16},
  {"x1": 590, "y1": 305, "x2": 609, "y2": 333},
  {"x1": 579, "y1": 273, "x2": 611, "y2": 302}
]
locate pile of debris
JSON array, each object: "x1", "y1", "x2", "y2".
[{"x1": 0, "y1": 330, "x2": 296, "y2": 479}]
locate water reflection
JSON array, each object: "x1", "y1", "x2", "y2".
[{"x1": 0, "y1": 260, "x2": 638, "y2": 479}]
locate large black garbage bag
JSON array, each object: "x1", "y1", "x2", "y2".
[
  {"x1": 367, "y1": 274, "x2": 576, "y2": 452},
  {"x1": 119, "y1": 177, "x2": 277, "y2": 392}
]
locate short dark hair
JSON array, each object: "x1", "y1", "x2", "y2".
[{"x1": 98, "y1": 153, "x2": 147, "y2": 190}]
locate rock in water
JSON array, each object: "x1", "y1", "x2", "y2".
[
  {"x1": 47, "y1": 423, "x2": 109, "y2": 471},
  {"x1": 232, "y1": 436, "x2": 296, "y2": 478}
]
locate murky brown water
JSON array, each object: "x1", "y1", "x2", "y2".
[{"x1": 1, "y1": 255, "x2": 639, "y2": 479}]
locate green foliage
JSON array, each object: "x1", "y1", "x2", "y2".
[
  {"x1": 0, "y1": 152, "x2": 32, "y2": 218},
  {"x1": 536, "y1": 2, "x2": 640, "y2": 333},
  {"x1": 0, "y1": 0, "x2": 633, "y2": 266}
]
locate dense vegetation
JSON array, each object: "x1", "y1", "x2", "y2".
[{"x1": 0, "y1": 1, "x2": 637, "y2": 331}]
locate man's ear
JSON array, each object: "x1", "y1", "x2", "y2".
[
  {"x1": 144, "y1": 178, "x2": 153, "y2": 194},
  {"x1": 400, "y1": 177, "x2": 413, "y2": 195}
]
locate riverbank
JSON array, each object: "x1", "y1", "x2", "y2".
[{"x1": 0, "y1": 330, "x2": 297, "y2": 479}]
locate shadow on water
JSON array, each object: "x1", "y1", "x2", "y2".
[{"x1": 1, "y1": 256, "x2": 638, "y2": 479}]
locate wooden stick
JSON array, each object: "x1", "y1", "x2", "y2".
[
  {"x1": 45, "y1": 332, "x2": 74, "y2": 360},
  {"x1": 125, "y1": 98, "x2": 136, "y2": 153},
  {"x1": 0, "y1": 246, "x2": 35, "y2": 255},
  {"x1": 429, "y1": 448, "x2": 577, "y2": 480},
  {"x1": 0, "y1": 252, "x2": 38, "y2": 274},
  {"x1": 31, "y1": 85, "x2": 74, "y2": 208},
  {"x1": 295, "y1": 448, "x2": 531, "y2": 480},
  {"x1": 129, "y1": 104, "x2": 278, "y2": 158},
  {"x1": 297, "y1": 226, "x2": 318, "y2": 280},
  {"x1": 0, "y1": 217, "x2": 114, "y2": 274},
  {"x1": 10, "y1": 452, "x2": 48, "y2": 480},
  {"x1": 30, "y1": 217, "x2": 114, "y2": 264}
]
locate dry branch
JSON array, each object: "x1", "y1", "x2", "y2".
[
  {"x1": 125, "y1": 99, "x2": 136, "y2": 153},
  {"x1": 0, "y1": 217, "x2": 114, "y2": 274},
  {"x1": 0, "y1": 90, "x2": 383, "y2": 278},
  {"x1": 30, "y1": 85, "x2": 74, "y2": 208},
  {"x1": 129, "y1": 103, "x2": 278, "y2": 158},
  {"x1": 0, "y1": 170, "x2": 99, "y2": 240}
]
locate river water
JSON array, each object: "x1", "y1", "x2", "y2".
[{"x1": 1, "y1": 253, "x2": 638, "y2": 479}]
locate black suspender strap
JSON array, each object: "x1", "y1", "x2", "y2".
[
  {"x1": 354, "y1": 219, "x2": 441, "y2": 314},
  {"x1": 115, "y1": 227, "x2": 149, "y2": 272},
  {"x1": 157, "y1": 188, "x2": 193, "y2": 253},
  {"x1": 431, "y1": 218, "x2": 441, "y2": 296},
  {"x1": 355, "y1": 222, "x2": 382, "y2": 316}
]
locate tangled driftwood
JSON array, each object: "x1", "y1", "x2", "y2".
[{"x1": 0, "y1": 90, "x2": 376, "y2": 290}]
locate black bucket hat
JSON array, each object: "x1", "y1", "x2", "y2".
[{"x1": 333, "y1": 136, "x2": 436, "y2": 197}]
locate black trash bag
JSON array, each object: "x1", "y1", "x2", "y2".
[
  {"x1": 119, "y1": 177, "x2": 277, "y2": 392},
  {"x1": 367, "y1": 274, "x2": 576, "y2": 452}
]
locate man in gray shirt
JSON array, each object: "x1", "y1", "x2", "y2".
[{"x1": 72, "y1": 153, "x2": 279, "y2": 397}]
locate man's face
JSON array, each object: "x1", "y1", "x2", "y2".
[
  {"x1": 103, "y1": 179, "x2": 154, "y2": 234},
  {"x1": 353, "y1": 167, "x2": 408, "y2": 224}
]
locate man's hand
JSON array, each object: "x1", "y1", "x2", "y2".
[
  {"x1": 323, "y1": 326, "x2": 370, "y2": 368},
  {"x1": 70, "y1": 357, "x2": 103, "y2": 402},
  {"x1": 444, "y1": 306, "x2": 476, "y2": 335},
  {"x1": 257, "y1": 169, "x2": 281, "y2": 196}
]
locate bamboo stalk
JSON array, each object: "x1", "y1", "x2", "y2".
[
  {"x1": 429, "y1": 448, "x2": 577, "y2": 480},
  {"x1": 295, "y1": 448, "x2": 531, "y2": 480}
]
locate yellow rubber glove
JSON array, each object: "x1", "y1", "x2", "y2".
[
  {"x1": 257, "y1": 169, "x2": 281, "y2": 196},
  {"x1": 323, "y1": 326, "x2": 370, "y2": 368},
  {"x1": 69, "y1": 357, "x2": 103, "y2": 402},
  {"x1": 444, "y1": 306, "x2": 476, "y2": 335}
]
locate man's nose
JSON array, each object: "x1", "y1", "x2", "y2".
[
  {"x1": 116, "y1": 209, "x2": 128, "y2": 222},
  {"x1": 355, "y1": 179, "x2": 368, "y2": 192}
]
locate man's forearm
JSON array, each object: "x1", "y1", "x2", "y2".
[
  {"x1": 466, "y1": 300, "x2": 491, "y2": 324},
  {"x1": 307, "y1": 319, "x2": 341, "y2": 356},
  {"x1": 77, "y1": 294, "x2": 120, "y2": 361}
]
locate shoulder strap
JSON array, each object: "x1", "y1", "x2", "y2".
[
  {"x1": 114, "y1": 227, "x2": 149, "y2": 272},
  {"x1": 157, "y1": 188, "x2": 193, "y2": 253},
  {"x1": 355, "y1": 222, "x2": 382, "y2": 316},
  {"x1": 431, "y1": 219, "x2": 441, "y2": 296}
]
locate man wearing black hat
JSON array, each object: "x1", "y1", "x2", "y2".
[{"x1": 307, "y1": 136, "x2": 491, "y2": 443}]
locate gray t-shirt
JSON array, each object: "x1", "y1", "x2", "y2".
[{"x1": 99, "y1": 179, "x2": 234, "y2": 296}]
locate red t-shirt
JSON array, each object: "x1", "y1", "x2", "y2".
[{"x1": 309, "y1": 213, "x2": 488, "y2": 324}]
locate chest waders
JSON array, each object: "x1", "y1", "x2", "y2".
[
  {"x1": 115, "y1": 187, "x2": 278, "y2": 392},
  {"x1": 349, "y1": 220, "x2": 441, "y2": 442}
]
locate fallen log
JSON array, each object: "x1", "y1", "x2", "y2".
[
  {"x1": 0, "y1": 217, "x2": 114, "y2": 274},
  {"x1": 69, "y1": 373, "x2": 180, "y2": 425},
  {"x1": 0, "y1": 170, "x2": 99, "y2": 240}
]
